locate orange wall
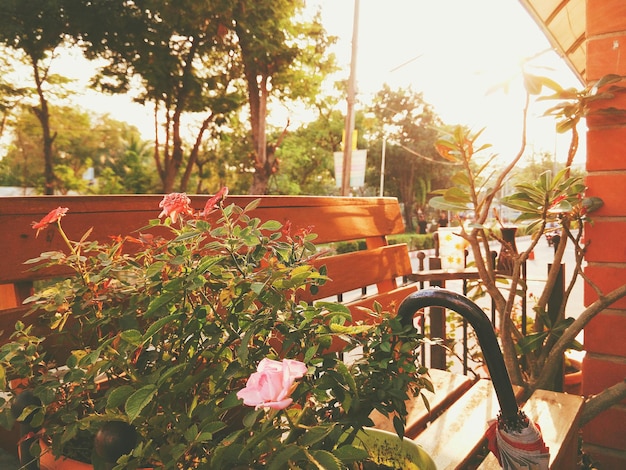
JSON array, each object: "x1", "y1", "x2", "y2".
[{"x1": 584, "y1": 0, "x2": 626, "y2": 466}]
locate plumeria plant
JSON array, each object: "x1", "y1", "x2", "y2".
[
  {"x1": 429, "y1": 71, "x2": 626, "y2": 424},
  {"x1": 0, "y1": 190, "x2": 431, "y2": 469}
]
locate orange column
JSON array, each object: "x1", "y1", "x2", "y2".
[{"x1": 583, "y1": 0, "x2": 626, "y2": 467}]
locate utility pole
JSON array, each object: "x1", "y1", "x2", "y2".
[
  {"x1": 379, "y1": 137, "x2": 386, "y2": 196},
  {"x1": 341, "y1": 0, "x2": 359, "y2": 196}
]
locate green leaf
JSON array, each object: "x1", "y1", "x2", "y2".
[
  {"x1": 443, "y1": 186, "x2": 471, "y2": 204},
  {"x1": 392, "y1": 415, "x2": 405, "y2": 439},
  {"x1": 300, "y1": 425, "x2": 334, "y2": 446},
  {"x1": 142, "y1": 313, "x2": 184, "y2": 342},
  {"x1": 107, "y1": 385, "x2": 135, "y2": 409},
  {"x1": 259, "y1": 220, "x2": 282, "y2": 231},
  {"x1": 335, "y1": 362, "x2": 357, "y2": 396},
  {"x1": 145, "y1": 261, "x2": 165, "y2": 279},
  {"x1": 144, "y1": 291, "x2": 177, "y2": 317},
  {"x1": 267, "y1": 444, "x2": 303, "y2": 470},
  {"x1": 429, "y1": 195, "x2": 470, "y2": 212},
  {"x1": 125, "y1": 384, "x2": 157, "y2": 421},
  {"x1": 516, "y1": 332, "x2": 548, "y2": 354},
  {"x1": 243, "y1": 198, "x2": 261, "y2": 213},
  {"x1": 333, "y1": 444, "x2": 369, "y2": 463},
  {"x1": 173, "y1": 230, "x2": 203, "y2": 242},
  {"x1": 156, "y1": 363, "x2": 186, "y2": 386},
  {"x1": 309, "y1": 450, "x2": 341, "y2": 470},
  {"x1": 197, "y1": 421, "x2": 227, "y2": 442},
  {"x1": 120, "y1": 329, "x2": 143, "y2": 346}
]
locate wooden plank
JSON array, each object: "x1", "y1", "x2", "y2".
[
  {"x1": 344, "y1": 284, "x2": 419, "y2": 323},
  {"x1": 299, "y1": 244, "x2": 413, "y2": 301},
  {"x1": 408, "y1": 268, "x2": 481, "y2": 283},
  {"x1": 477, "y1": 389, "x2": 584, "y2": 469},
  {"x1": 413, "y1": 379, "x2": 506, "y2": 470},
  {"x1": 371, "y1": 369, "x2": 474, "y2": 438},
  {"x1": 0, "y1": 305, "x2": 38, "y2": 345},
  {"x1": 0, "y1": 195, "x2": 405, "y2": 284},
  {"x1": 0, "y1": 284, "x2": 18, "y2": 310}
]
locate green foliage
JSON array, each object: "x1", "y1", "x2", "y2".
[
  {"x1": 425, "y1": 69, "x2": 622, "y2": 397},
  {"x1": 0, "y1": 105, "x2": 156, "y2": 194},
  {"x1": 500, "y1": 168, "x2": 586, "y2": 234},
  {"x1": 272, "y1": 108, "x2": 344, "y2": 195},
  {"x1": 365, "y1": 85, "x2": 448, "y2": 230},
  {"x1": 0, "y1": 194, "x2": 431, "y2": 468},
  {"x1": 388, "y1": 234, "x2": 435, "y2": 252}
]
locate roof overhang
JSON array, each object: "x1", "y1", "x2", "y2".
[{"x1": 518, "y1": 0, "x2": 585, "y2": 84}]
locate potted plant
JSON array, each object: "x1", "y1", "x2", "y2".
[
  {"x1": 0, "y1": 191, "x2": 435, "y2": 469},
  {"x1": 429, "y1": 70, "x2": 626, "y2": 425}
]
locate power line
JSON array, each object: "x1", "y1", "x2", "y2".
[{"x1": 392, "y1": 141, "x2": 461, "y2": 165}]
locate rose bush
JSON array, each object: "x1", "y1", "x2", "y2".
[{"x1": 0, "y1": 190, "x2": 432, "y2": 469}]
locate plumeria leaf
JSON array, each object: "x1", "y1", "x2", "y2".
[{"x1": 516, "y1": 332, "x2": 548, "y2": 354}]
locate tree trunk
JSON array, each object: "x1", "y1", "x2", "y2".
[
  {"x1": 247, "y1": 74, "x2": 271, "y2": 195},
  {"x1": 30, "y1": 56, "x2": 55, "y2": 195}
]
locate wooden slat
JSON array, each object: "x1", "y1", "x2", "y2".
[
  {"x1": 0, "y1": 305, "x2": 34, "y2": 344},
  {"x1": 344, "y1": 285, "x2": 419, "y2": 322},
  {"x1": 477, "y1": 389, "x2": 584, "y2": 469},
  {"x1": 0, "y1": 284, "x2": 18, "y2": 310},
  {"x1": 299, "y1": 244, "x2": 413, "y2": 302},
  {"x1": 371, "y1": 369, "x2": 474, "y2": 438},
  {"x1": 0, "y1": 195, "x2": 405, "y2": 284}
]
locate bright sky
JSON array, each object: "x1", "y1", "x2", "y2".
[
  {"x1": 46, "y1": 0, "x2": 584, "y2": 167},
  {"x1": 308, "y1": 0, "x2": 584, "y2": 165}
]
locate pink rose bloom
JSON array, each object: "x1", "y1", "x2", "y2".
[
  {"x1": 32, "y1": 207, "x2": 69, "y2": 237},
  {"x1": 237, "y1": 358, "x2": 307, "y2": 410},
  {"x1": 158, "y1": 193, "x2": 193, "y2": 223}
]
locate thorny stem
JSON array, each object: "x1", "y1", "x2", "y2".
[{"x1": 56, "y1": 220, "x2": 90, "y2": 285}]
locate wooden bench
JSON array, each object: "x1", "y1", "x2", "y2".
[
  {"x1": 0, "y1": 195, "x2": 584, "y2": 468},
  {"x1": 0, "y1": 195, "x2": 420, "y2": 344}
]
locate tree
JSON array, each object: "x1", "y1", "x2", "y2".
[
  {"x1": 0, "y1": 50, "x2": 25, "y2": 140},
  {"x1": 232, "y1": 3, "x2": 337, "y2": 194},
  {"x1": 367, "y1": 85, "x2": 449, "y2": 230},
  {"x1": 90, "y1": 125, "x2": 158, "y2": 194},
  {"x1": 75, "y1": 0, "x2": 245, "y2": 193},
  {"x1": 272, "y1": 108, "x2": 344, "y2": 195},
  {"x1": 0, "y1": 105, "x2": 149, "y2": 194},
  {"x1": 0, "y1": 1, "x2": 72, "y2": 194}
]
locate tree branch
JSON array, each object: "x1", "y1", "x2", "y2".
[{"x1": 581, "y1": 378, "x2": 626, "y2": 426}]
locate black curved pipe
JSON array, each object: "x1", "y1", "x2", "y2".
[{"x1": 398, "y1": 288, "x2": 520, "y2": 423}]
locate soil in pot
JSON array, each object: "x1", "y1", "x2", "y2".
[{"x1": 564, "y1": 356, "x2": 583, "y2": 395}]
